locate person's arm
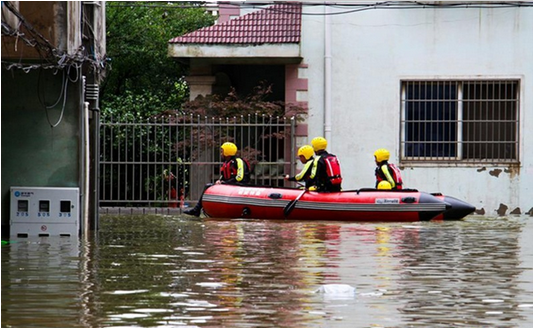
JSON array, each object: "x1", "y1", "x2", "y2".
[
  {"x1": 285, "y1": 175, "x2": 297, "y2": 182},
  {"x1": 308, "y1": 157, "x2": 323, "y2": 189},
  {"x1": 286, "y1": 160, "x2": 313, "y2": 182},
  {"x1": 216, "y1": 165, "x2": 225, "y2": 184},
  {"x1": 235, "y1": 158, "x2": 245, "y2": 182},
  {"x1": 381, "y1": 164, "x2": 396, "y2": 188},
  {"x1": 374, "y1": 167, "x2": 381, "y2": 188},
  {"x1": 296, "y1": 160, "x2": 314, "y2": 181}
]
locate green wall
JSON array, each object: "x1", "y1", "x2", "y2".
[{"x1": 1, "y1": 68, "x2": 81, "y2": 234}]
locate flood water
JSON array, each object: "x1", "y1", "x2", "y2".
[{"x1": 2, "y1": 214, "x2": 532, "y2": 328}]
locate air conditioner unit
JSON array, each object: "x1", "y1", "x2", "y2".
[{"x1": 10, "y1": 187, "x2": 79, "y2": 237}]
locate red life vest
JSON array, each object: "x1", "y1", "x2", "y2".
[
  {"x1": 220, "y1": 158, "x2": 250, "y2": 182},
  {"x1": 220, "y1": 160, "x2": 236, "y2": 180},
  {"x1": 389, "y1": 164, "x2": 403, "y2": 188},
  {"x1": 376, "y1": 163, "x2": 403, "y2": 190},
  {"x1": 324, "y1": 155, "x2": 342, "y2": 186}
]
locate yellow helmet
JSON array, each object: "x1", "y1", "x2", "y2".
[
  {"x1": 377, "y1": 181, "x2": 392, "y2": 190},
  {"x1": 221, "y1": 142, "x2": 238, "y2": 156},
  {"x1": 311, "y1": 137, "x2": 327, "y2": 152},
  {"x1": 374, "y1": 148, "x2": 390, "y2": 162},
  {"x1": 297, "y1": 145, "x2": 314, "y2": 160}
]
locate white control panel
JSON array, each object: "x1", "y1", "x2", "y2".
[{"x1": 10, "y1": 187, "x2": 79, "y2": 237}]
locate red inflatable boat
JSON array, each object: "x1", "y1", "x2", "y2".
[{"x1": 200, "y1": 184, "x2": 475, "y2": 222}]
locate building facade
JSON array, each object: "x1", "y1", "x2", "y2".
[
  {"x1": 169, "y1": 2, "x2": 532, "y2": 217},
  {"x1": 1, "y1": 1, "x2": 106, "y2": 234}
]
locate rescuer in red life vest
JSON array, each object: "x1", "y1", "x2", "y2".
[
  {"x1": 184, "y1": 142, "x2": 250, "y2": 217},
  {"x1": 309, "y1": 137, "x2": 342, "y2": 192},
  {"x1": 374, "y1": 148, "x2": 403, "y2": 190},
  {"x1": 217, "y1": 142, "x2": 251, "y2": 185}
]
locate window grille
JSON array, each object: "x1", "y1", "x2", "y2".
[{"x1": 401, "y1": 80, "x2": 519, "y2": 163}]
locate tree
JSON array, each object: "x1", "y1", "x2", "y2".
[
  {"x1": 99, "y1": 3, "x2": 308, "y2": 205},
  {"x1": 162, "y1": 81, "x2": 307, "y2": 166},
  {"x1": 102, "y1": 1, "x2": 215, "y2": 120},
  {"x1": 100, "y1": 2, "x2": 215, "y2": 206}
]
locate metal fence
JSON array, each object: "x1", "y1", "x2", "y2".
[{"x1": 99, "y1": 114, "x2": 297, "y2": 207}]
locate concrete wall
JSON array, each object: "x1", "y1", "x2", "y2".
[
  {"x1": 301, "y1": 5, "x2": 532, "y2": 216},
  {"x1": 1, "y1": 1, "x2": 106, "y2": 233},
  {"x1": 1, "y1": 69, "x2": 82, "y2": 230},
  {"x1": 1, "y1": 2, "x2": 83, "y2": 58}
]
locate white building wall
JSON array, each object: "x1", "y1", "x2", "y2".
[{"x1": 301, "y1": 5, "x2": 532, "y2": 216}]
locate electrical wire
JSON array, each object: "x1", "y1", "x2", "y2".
[
  {"x1": 39, "y1": 69, "x2": 67, "y2": 109},
  {"x1": 1, "y1": 1, "x2": 99, "y2": 128},
  {"x1": 3, "y1": 0, "x2": 529, "y2": 73},
  {"x1": 106, "y1": 1, "x2": 533, "y2": 15},
  {"x1": 44, "y1": 77, "x2": 68, "y2": 128},
  {"x1": 1, "y1": 2, "x2": 106, "y2": 74}
]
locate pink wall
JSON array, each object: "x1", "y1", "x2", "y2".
[
  {"x1": 285, "y1": 64, "x2": 308, "y2": 137},
  {"x1": 217, "y1": 4, "x2": 240, "y2": 24}
]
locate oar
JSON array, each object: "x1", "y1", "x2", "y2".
[{"x1": 284, "y1": 189, "x2": 307, "y2": 217}]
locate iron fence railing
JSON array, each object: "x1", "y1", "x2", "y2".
[{"x1": 99, "y1": 114, "x2": 296, "y2": 207}]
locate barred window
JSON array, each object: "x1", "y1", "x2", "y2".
[{"x1": 401, "y1": 80, "x2": 519, "y2": 163}]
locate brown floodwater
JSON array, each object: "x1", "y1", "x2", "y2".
[{"x1": 1, "y1": 214, "x2": 532, "y2": 327}]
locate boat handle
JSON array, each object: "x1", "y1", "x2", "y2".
[{"x1": 268, "y1": 193, "x2": 283, "y2": 199}]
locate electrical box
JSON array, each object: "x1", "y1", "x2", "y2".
[{"x1": 10, "y1": 187, "x2": 79, "y2": 237}]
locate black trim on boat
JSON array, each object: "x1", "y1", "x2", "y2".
[
  {"x1": 356, "y1": 188, "x2": 419, "y2": 194},
  {"x1": 418, "y1": 192, "x2": 451, "y2": 221},
  {"x1": 440, "y1": 195, "x2": 476, "y2": 220}
]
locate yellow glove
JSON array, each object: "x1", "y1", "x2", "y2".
[{"x1": 308, "y1": 186, "x2": 317, "y2": 191}]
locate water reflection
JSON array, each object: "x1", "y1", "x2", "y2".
[
  {"x1": 395, "y1": 219, "x2": 532, "y2": 326},
  {"x1": 2, "y1": 236, "x2": 86, "y2": 328},
  {"x1": 1, "y1": 215, "x2": 532, "y2": 327}
]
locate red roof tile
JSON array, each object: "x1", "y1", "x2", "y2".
[{"x1": 169, "y1": 3, "x2": 301, "y2": 45}]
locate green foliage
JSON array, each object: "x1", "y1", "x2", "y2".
[
  {"x1": 158, "y1": 82, "x2": 307, "y2": 166},
  {"x1": 102, "y1": 1, "x2": 215, "y2": 118},
  {"x1": 99, "y1": 3, "x2": 308, "y2": 204},
  {"x1": 178, "y1": 81, "x2": 307, "y2": 119}
]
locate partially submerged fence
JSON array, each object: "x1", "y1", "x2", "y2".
[{"x1": 100, "y1": 114, "x2": 297, "y2": 207}]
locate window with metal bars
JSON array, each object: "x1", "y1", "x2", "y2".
[{"x1": 400, "y1": 80, "x2": 519, "y2": 163}]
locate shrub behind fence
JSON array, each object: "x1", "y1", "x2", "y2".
[{"x1": 100, "y1": 114, "x2": 296, "y2": 207}]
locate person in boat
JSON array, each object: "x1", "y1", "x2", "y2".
[
  {"x1": 374, "y1": 148, "x2": 403, "y2": 190},
  {"x1": 184, "y1": 142, "x2": 251, "y2": 216},
  {"x1": 284, "y1": 145, "x2": 315, "y2": 188},
  {"x1": 308, "y1": 137, "x2": 343, "y2": 192}
]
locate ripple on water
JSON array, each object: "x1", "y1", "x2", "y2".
[{"x1": 1, "y1": 215, "x2": 532, "y2": 328}]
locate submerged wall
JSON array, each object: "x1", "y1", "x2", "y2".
[
  {"x1": 301, "y1": 5, "x2": 532, "y2": 216},
  {"x1": 1, "y1": 68, "x2": 82, "y2": 233}
]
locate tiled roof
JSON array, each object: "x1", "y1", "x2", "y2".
[{"x1": 169, "y1": 3, "x2": 301, "y2": 45}]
